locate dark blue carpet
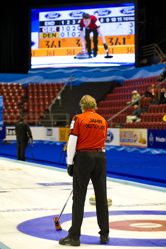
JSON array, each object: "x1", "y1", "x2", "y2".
[{"x1": 0, "y1": 142, "x2": 166, "y2": 188}]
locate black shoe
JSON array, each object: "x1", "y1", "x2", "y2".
[
  {"x1": 100, "y1": 235, "x2": 109, "y2": 244},
  {"x1": 93, "y1": 51, "x2": 97, "y2": 57},
  {"x1": 59, "y1": 235, "x2": 80, "y2": 246}
]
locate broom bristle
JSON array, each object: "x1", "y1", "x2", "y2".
[
  {"x1": 104, "y1": 55, "x2": 113, "y2": 58},
  {"x1": 53, "y1": 217, "x2": 62, "y2": 230}
]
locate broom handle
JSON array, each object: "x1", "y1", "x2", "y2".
[{"x1": 58, "y1": 189, "x2": 73, "y2": 222}]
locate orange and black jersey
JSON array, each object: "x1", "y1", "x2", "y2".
[{"x1": 69, "y1": 109, "x2": 108, "y2": 151}]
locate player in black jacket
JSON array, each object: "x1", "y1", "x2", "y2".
[{"x1": 15, "y1": 116, "x2": 33, "y2": 161}]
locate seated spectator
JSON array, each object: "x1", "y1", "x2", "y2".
[
  {"x1": 159, "y1": 87, "x2": 166, "y2": 104},
  {"x1": 126, "y1": 90, "x2": 141, "y2": 105},
  {"x1": 126, "y1": 105, "x2": 141, "y2": 123},
  {"x1": 157, "y1": 67, "x2": 166, "y2": 82},
  {"x1": 145, "y1": 84, "x2": 158, "y2": 101},
  {"x1": 145, "y1": 86, "x2": 153, "y2": 97}
]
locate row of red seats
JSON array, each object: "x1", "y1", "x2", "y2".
[
  {"x1": 2, "y1": 94, "x2": 23, "y2": 101},
  {"x1": 28, "y1": 94, "x2": 55, "y2": 101},
  {"x1": 106, "y1": 93, "x2": 131, "y2": 100},
  {"x1": 97, "y1": 109, "x2": 133, "y2": 118},
  {"x1": 0, "y1": 88, "x2": 25, "y2": 96},
  {"x1": 3, "y1": 102, "x2": 18, "y2": 108},
  {"x1": 24, "y1": 115, "x2": 41, "y2": 125},
  {"x1": 28, "y1": 107, "x2": 46, "y2": 114},
  {"x1": 123, "y1": 76, "x2": 159, "y2": 86},
  {"x1": 105, "y1": 91, "x2": 147, "y2": 101},
  {"x1": 98, "y1": 105, "x2": 132, "y2": 111},
  {"x1": 3, "y1": 115, "x2": 40, "y2": 125},
  {"x1": 23, "y1": 103, "x2": 50, "y2": 111},
  {"x1": 106, "y1": 93, "x2": 153, "y2": 101},
  {"x1": 3, "y1": 113, "x2": 21, "y2": 125},
  {"x1": 111, "y1": 86, "x2": 159, "y2": 95},
  {"x1": 123, "y1": 81, "x2": 159, "y2": 87},
  {"x1": 113, "y1": 86, "x2": 159, "y2": 95},
  {"x1": 123, "y1": 81, "x2": 166, "y2": 89},
  {"x1": 4, "y1": 113, "x2": 20, "y2": 119},
  {"x1": 124, "y1": 121, "x2": 166, "y2": 129},
  {"x1": 98, "y1": 97, "x2": 150, "y2": 108},
  {"x1": 105, "y1": 115, "x2": 126, "y2": 123},
  {"x1": 23, "y1": 102, "x2": 51, "y2": 113},
  {"x1": 3, "y1": 97, "x2": 22, "y2": 106},
  {"x1": 2, "y1": 92, "x2": 25, "y2": 99},
  {"x1": 113, "y1": 90, "x2": 158, "y2": 100},
  {"x1": 3, "y1": 108, "x2": 21, "y2": 115},
  {"x1": 0, "y1": 83, "x2": 24, "y2": 90},
  {"x1": 28, "y1": 88, "x2": 59, "y2": 95},
  {"x1": 27, "y1": 82, "x2": 64, "y2": 89},
  {"x1": 103, "y1": 109, "x2": 133, "y2": 115},
  {"x1": 147, "y1": 104, "x2": 166, "y2": 113},
  {"x1": 140, "y1": 113, "x2": 164, "y2": 122}
]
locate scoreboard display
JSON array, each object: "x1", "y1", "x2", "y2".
[{"x1": 30, "y1": 1, "x2": 137, "y2": 69}]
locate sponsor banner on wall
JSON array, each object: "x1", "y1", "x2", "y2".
[
  {"x1": 44, "y1": 127, "x2": 59, "y2": 141},
  {"x1": 59, "y1": 127, "x2": 70, "y2": 142},
  {"x1": 6, "y1": 127, "x2": 16, "y2": 140},
  {"x1": 31, "y1": 127, "x2": 44, "y2": 140},
  {"x1": 6, "y1": 127, "x2": 44, "y2": 141},
  {"x1": 148, "y1": 129, "x2": 166, "y2": 149},
  {"x1": 120, "y1": 128, "x2": 147, "y2": 147},
  {"x1": 105, "y1": 128, "x2": 120, "y2": 146}
]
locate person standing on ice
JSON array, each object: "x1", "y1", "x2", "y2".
[{"x1": 59, "y1": 95, "x2": 109, "y2": 246}]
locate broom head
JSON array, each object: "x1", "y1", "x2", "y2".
[{"x1": 53, "y1": 217, "x2": 62, "y2": 230}]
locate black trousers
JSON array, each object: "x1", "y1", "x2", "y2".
[
  {"x1": 85, "y1": 29, "x2": 98, "y2": 56},
  {"x1": 68, "y1": 151, "x2": 109, "y2": 240},
  {"x1": 159, "y1": 92, "x2": 166, "y2": 104},
  {"x1": 145, "y1": 90, "x2": 152, "y2": 97},
  {"x1": 17, "y1": 140, "x2": 28, "y2": 161}
]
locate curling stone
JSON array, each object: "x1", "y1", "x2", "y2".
[
  {"x1": 89, "y1": 196, "x2": 112, "y2": 207},
  {"x1": 74, "y1": 50, "x2": 91, "y2": 59}
]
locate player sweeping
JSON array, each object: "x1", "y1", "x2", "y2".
[{"x1": 79, "y1": 13, "x2": 111, "y2": 58}]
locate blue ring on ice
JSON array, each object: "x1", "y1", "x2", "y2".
[{"x1": 17, "y1": 210, "x2": 166, "y2": 246}]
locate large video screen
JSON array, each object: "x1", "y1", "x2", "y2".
[{"x1": 30, "y1": 1, "x2": 137, "y2": 69}]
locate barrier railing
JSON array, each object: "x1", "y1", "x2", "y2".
[
  {"x1": 40, "y1": 113, "x2": 70, "y2": 127},
  {"x1": 49, "y1": 74, "x2": 73, "y2": 111},
  {"x1": 141, "y1": 43, "x2": 165, "y2": 62},
  {"x1": 46, "y1": 74, "x2": 73, "y2": 125}
]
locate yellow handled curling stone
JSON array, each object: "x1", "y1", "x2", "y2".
[{"x1": 89, "y1": 195, "x2": 112, "y2": 207}]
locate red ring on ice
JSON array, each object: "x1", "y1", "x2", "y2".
[{"x1": 109, "y1": 220, "x2": 166, "y2": 232}]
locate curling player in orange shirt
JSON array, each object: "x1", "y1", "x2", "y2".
[{"x1": 59, "y1": 95, "x2": 109, "y2": 246}]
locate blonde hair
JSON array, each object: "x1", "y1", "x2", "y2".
[{"x1": 79, "y1": 95, "x2": 97, "y2": 111}]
